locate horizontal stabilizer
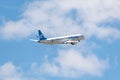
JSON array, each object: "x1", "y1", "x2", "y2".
[{"x1": 30, "y1": 39, "x2": 38, "y2": 42}]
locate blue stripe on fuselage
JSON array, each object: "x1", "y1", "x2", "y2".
[{"x1": 68, "y1": 36, "x2": 79, "y2": 39}]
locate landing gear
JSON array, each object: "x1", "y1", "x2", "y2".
[
  {"x1": 78, "y1": 39, "x2": 80, "y2": 42},
  {"x1": 71, "y1": 43, "x2": 77, "y2": 45},
  {"x1": 71, "y1": 43, "x2": 75, "y2": 45}
]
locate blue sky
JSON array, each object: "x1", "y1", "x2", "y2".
[{"x1": 0, "y1": 0, "x2": 120, "y2": 80}]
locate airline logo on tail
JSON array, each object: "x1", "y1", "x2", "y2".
[{"x1": 37, "y1": 30, "x2": 46, "y2": 40}]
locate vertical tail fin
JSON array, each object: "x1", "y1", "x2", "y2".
[{"x1": 37, "y1": 30, "x2": 46, "y2": 40}]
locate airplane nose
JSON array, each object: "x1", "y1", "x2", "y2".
[{"x1": 80, "y1": 35, "x2": 85, "y2": 40}]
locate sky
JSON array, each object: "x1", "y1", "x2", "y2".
[{"x1": 0, "y1": 0, "x2": 120, "y2": 80}]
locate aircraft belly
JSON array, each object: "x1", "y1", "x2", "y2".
[
  {"x1": 53, "y1": 40, "x2": 63, "y2": 44},
  {"x1": 42, "y1": 40, "x2": 52, "y2": 44}
]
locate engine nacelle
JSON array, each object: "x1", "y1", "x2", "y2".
[
  {"x1": 71, "y1": 42, "x2": 77, "y2": 45},
  {"x1": 64, "y1": 41, "x2": 77, "y2": 45}
]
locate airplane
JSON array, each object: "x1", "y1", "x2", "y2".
[{"x1": 30, "y1": 30, "x2": 85, "y2": 45}]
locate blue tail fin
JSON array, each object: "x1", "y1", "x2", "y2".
[{"x1": 37, "y1": 30, "x2": 46, "y2": 40}]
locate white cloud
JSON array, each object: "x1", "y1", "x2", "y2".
[
  {"x1": 0, "y1": 62, "x2": 45, "y2": 80},
  {"x1": 0, "y1": 0, "x2": 120, "y2": 40},
  {"x1": 31, "y1": 49, "x2": 108, "y2": 78},
  {"x1": 0, "y1": 20, "x2": 29, "y2": 39},
  {"x1": 83, "y1": 23, "x2": 120, "y2": 40},
  {"x1": 0, "y1": 62, "x2": 24, "y2": 80}
]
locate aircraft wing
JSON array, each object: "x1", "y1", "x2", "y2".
[{"x1": 64, "y1": 40, "x2": 78, "y2": 45}]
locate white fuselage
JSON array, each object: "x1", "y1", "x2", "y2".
[{"x1": 37, "y1": 34, "x2": 85, "y2": 45}]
